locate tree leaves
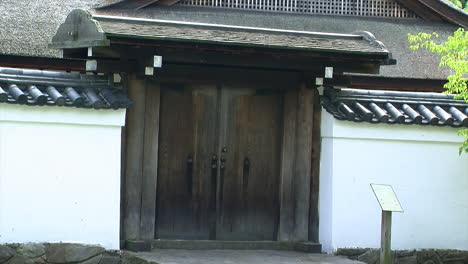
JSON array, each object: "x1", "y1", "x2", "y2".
[{"x1": 408, "y1": 28, "x2": 468, "y2": 154}]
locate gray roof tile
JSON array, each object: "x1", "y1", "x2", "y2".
[
  {"x1": 0, "y1": 68, "x2": 131, "y2": 110},
  {"x1": 322, "y1": 88, "x2": 468, "y2": 127}
]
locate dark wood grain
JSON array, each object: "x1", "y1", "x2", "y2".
[
  {"x1": 278, "y1": 87, "x2": 299, "y2": 241},
  {"x1": 156, "y1": 83, "x2": 218, "y2": 239},
  {"x1": 123, "y1": 74, "x2": 146, "y2": 240},
  {"x1": 217, "y1": 86, "x2": 283, "y2": 240},
  {"x1": 140, "y1": 81, "x2": 161, "y2": 239},
  {"x1": 293, "y1": 84, "x2": 314, "y2": 240},
  {"x1": 309, "y1": 88, "x2": 321, "y2": 242}
]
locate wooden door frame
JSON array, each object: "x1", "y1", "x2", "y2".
[
  {"x1": 121, "y1": 67, "x2": 321, "y2": 247},
  {"x1": 122, "y1": 74, "x2": 161, "y2": 244}
]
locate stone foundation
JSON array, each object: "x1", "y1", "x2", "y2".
[
  {"x1": 0, "y1": 243, "x2": 149, "y2": 264},
  {"x1": 3, "y1": 243, "x2": 468, "y2": 264},
  {"x1": 336, "y1": 248, "x2": 468, "y2": 264}
]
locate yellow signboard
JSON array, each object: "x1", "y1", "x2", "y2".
[{"x1": 370, "y1": 184, "x2": 403, "y2": 212}]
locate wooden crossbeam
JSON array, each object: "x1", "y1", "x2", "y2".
[
  {"x1": 0, "y1": 55, "x2": 86, "y2": 72},
  {"x1": 112, "y1": 0, "x2": 160, "y2": 9},
  {"x1": 157, "y1": 0, "x2": 181, "y2": 6}
]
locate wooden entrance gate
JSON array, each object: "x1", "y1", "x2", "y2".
[
  {"x1": 156, "y1": 83, "x2": 282, "y2": 240},
  {"x1": 122, "y1": 67, "x2": 320, "y2": 245}
]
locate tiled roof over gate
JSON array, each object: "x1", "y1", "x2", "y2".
[
  {"x1": 322, "y1": 88, "x2": 468, "y2": 128},
  {"x1": 96, "y1": 18, "x2": 388, "y2": 55},
  {"x1": 50, "y1": 9, "x2": 394, "y2": 63},
  {"x1": 0, "y1": 68, "x2": 131, "y2": 110}
]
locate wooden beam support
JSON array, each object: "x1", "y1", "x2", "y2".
[
  {"x1": 106, "y1": 0, "x2": 160, "y2": 9},
  {"x1": 309, "y1": 88, "x2": 321, "y2": 242},
  {"x1": 140, "y1": 81, "x2": 161, "y2": 239},
  {"x1": 123, "y1": 74, "x2": 147, "y2": 240},
  {"x1": 108, "y1": 40, "x2": 384, "y2": 74},
  {"x1": 396, "y1": 0, "x2": 468, "y2": 28},
  {"x1": 326, "y1": 74, "x2": 446, "y2": 92},
  {"x1": 278, "y1": 83, "x2": 314, "y2": 241},
  {"x1": 87, "y1": 47, "x2": 123, "y2": 59},
  {"x1": 0, "y1": 55, "x2": 86, "y2": 72},
  {"x1": 278, "y1": 87, "x2": 299, "y2": 241},
  {"x1": 394, "y1": 0, "x2": 444, "y2": 21},
  {"x1": 156, "y1": 47, "x2": 380, "y2": 74},
  {"x1": 84, "y1": 58, "x2": 138, "y2": 73},
  {"x1": 157, "y1": 64, "x2": 302, "y2": 87},
  {"x1": 293, "y1": 83, "x2": 314, "y2": 240},
  {"x1": 157, "y1": 0, "x2": 181, "y2": 6}
]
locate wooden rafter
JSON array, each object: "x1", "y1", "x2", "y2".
[
  {"x1": 108, "y1": 0, "x2": 160, "y2": 10},
  {"x1": 157, "y1": 0, "x2": 181, "y2": 6},
  {"x1": 396, "y1": 0, "x2": 468, "y2": 27}
]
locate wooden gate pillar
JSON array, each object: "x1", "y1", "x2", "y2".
[
  {"x1": 278, "y1": 83, "x2": 314, "y2": 241},
  {"x1": 123, "y1": 74, "x2": 147, "y2": 241},
  {"x1": 122, "y1": 74, "x2": 161, "y2": 245}
]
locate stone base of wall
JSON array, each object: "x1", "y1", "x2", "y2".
[
  {"x1": 336, "y1": 248, "x2": 468, "y2": 264},
  {"x1": 0, "y1": 243, "x2": 149, "y2": 264}
]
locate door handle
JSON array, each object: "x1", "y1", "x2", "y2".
[
  {"x1": 219, "y1": 155, "x2": 226, "y2": 207},
  {"x1": 210, "y1": 155, "x2": 218, "y2": 210},
  {"x1": 186, "y1": 155, "x2": 193, "y2": 195},
  {"x1": 210, "y1": 154, "x2": 218, "y2": 239}
]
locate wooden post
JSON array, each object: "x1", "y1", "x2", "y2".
[
  {"x1": 140, "y1": 81, "x2": 160, "y2": 240},
  {"x1": 123, "y1": 74, "x2": 146, "y2": 241},
  {"x1": 278, "y1": 83, "x2": 314, "y2": 241},
  {"x1": 278, "y1": 87, "x2": 298, "y2": 241},
  {"x1": 293, "y1": 83, "x2": 314, "y2": 240},
  {"x1": 309, "y1": 88, "x2": 321, "y2": 242},
  {"x1": 380, "y1": 211, "x2": 392, "y2": 264}
]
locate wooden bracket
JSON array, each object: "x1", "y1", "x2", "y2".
[
  {"x1": 141, "y1": 55, "x2": 163, "y2": 76},
  {"x1": 84, "y1": 58, "x2": 137, "y2": 73}
]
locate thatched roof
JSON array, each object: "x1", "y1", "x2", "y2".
[{"x1": 0, "y1": 0, "x2": 104, "y2": 58}]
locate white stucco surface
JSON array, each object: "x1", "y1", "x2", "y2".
[
  {"x1": 0, "y1": 104, "x2": 126, "y2": 249},
  {"x1": 319, "y1": 110, "x2": 468, "y2": 253}
]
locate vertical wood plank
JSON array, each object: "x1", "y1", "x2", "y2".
[
  {"x1": 309, "y1": 88, "x2": 321, "y2": 242},
  {"x1": 278, "y1": 87, "x2": 298, "y2": 241},
  {"x1": 217, "y1": 86, "x2": 282, "y2": 241},
  {"x1": 120, "y1": 126, "x2": 126, "y2": 245},
  {"x1": 156, "y1": 84, "x2": 216, "y2": 240},
  {"x1": 293, "y1": 83, "x2": 313, "y2": 240},
  {"x1": 140, "y1": 81, "x2": 161, "y2": 239},
  {"x1": 156, "y1": 85, "x2": 197, "y2": 239},
  {"x1": 123, "y1": 74, "x2": 146, "y2": 241}
]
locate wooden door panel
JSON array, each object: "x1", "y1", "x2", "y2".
[
  {"x1": 217, "y1": 88, "x2": 283, "y2": 240},
  {"x1": 156, "y1": 84, "x2": 218, "y2": 239}
]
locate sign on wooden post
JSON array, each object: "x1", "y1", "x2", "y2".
[{"x1": 370, "y1": 184, "x2": 403, "y2": 264}]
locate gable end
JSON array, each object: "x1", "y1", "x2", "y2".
[{"x1": 49, "y1": 9, "x2": 110, "y2": 49}]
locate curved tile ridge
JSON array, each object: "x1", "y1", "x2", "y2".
[
  {"x1": 0, "y1": 67, "x2": 132, "y2": 110},
  {"x1": 322, "y1": 87, "x2": 468, "y2": 128}
]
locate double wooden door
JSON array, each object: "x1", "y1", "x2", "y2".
[{"x1": 156, "y1": 82, "x2": 283, "y2": 241}]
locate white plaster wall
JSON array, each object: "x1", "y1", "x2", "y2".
[
  {"x1": 319, "y1": 110, "x2": 468, "y2": 253},
  {"x1": 0, "y1": 104, "x2": 126, "y2": 249}
]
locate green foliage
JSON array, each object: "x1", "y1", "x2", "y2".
[
  {"x1": 458, "y1": 129, "x2": 468, "y2": 155},
  {"x1": 447, "y1": 0, "x2": 468, "y2": 11},
  {"x1": 407, "y1": 28, "x2": 468, "y2": 154}
]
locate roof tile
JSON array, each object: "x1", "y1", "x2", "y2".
[
  {"x1": 0, "y1": 68, "x2": 131, "y2": 110},
  {"x1": 322, "y1": 88, "x2": 468, "y2": 128}
]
